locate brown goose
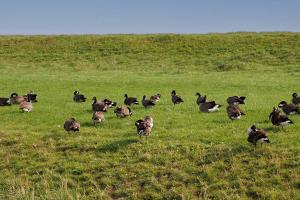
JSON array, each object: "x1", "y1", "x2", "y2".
[
  {"x1": 92, "y1": 97, "x2": 108, "y2": 112},
  {"x1": 92, "y1": 111, "x2": 105, "y2": 125},
  {"x1": 247, "y1": 125, "x2": 270, "y2": 146},
  {"x1": 10, "y1": 93, "x2": 25, "y2": 104},
  {"x1": 150, "y1": 94, "x2": 161, "y2": 103},
  {"x1": 227, "y1": 104, "x2": 245, "y2": 120},
  {"x1": 278, "y1": 101, "x2": 300, "y2": 115},
  {"x1": 142, "y1": 95, "x2": 156, "y2": 108},
  {"x1": 73, "y1": 91, "x2": 86, "y2": 102},
  {"x1": 292, "y1": 93, "x2": 300, "y2": 105},
  {"x1": 135, "y1": 118, "x2": 152, "y2": 138},
  {"x1": 124, "y1": 94, "x2": 139, "y2": 106},
  {"x1": 144, "y1": 115, "x2": 153, "y2": 128},
  {"x1": 195, "y1": 93, "x2": 206, "y2": 105},
  {"x1": 114, "y1": 106, "x2": 132, "y2": 118},
  {"x1": 19, "y1": 97, "x2": 32, "y2": 112},
  {"x1": 171, "y1": 90, "x2": 184, "y2": 105},
  {"x1": 269, "y1": 107, "x2": 293, "y2": 127},
  {"x1": 227, "y1": 96, "x2": 246, "y2": 105},
  {"x1": 199, "y1": 96, "x2": 221, "y2": 113},
  {"x1": 64, "y1": 118, "x2": 80, "y2": 133}
]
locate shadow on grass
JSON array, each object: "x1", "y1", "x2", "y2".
[
  {"x1": 96, "y1": 138, "x2": 138, "y2": 153},
  {"x1": 264, "y1": 126, "x2": 283, "y2": 133}
]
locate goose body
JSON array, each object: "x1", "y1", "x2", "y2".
[
  {"x1": 135, "y1": 116, "x2": 153, "y2": 137},
  {"x1": 278, "y1": 101, "x2": 300, "y2": 115},
  {"x1": 171, "y1": 90, "x2": 184, "y2": 105},
  {"x1": 247, "y1": 125, "x2": 270, "y2": 146},
  {"x1": 269, "y1": 107, "x2": 293, "y2": 126},
  {"x1": 19, "y1": 97, "x2": 33, "y2": 112},
  {"x1": 124, "y1": 94, "x2": 139, "y2": 106},
  {"x1": 142, "y1": 95, "x2": 156, "y2": 108},
  {"x1": 92, "y1": 111, "x2": 105, "y2": 125},
  {"x1": 73, "y1": 91, "x2": 86, "y2": 102},
  {"x1": 227, "y1": 104, "x2": 245, "y2": 120},
  {"x1": 0, "y1": 97, "x2": 11, "y2": 106},
  {"x1": 10, "y1": 93, "x2": 25, "y2": 104},
  {"x1": 199, "y1": 95, "x2": 221, "y2": 113},
  {"x1": 150, "y1": 94, "x2": 161, "y2": 103},
  {"x1": 92, "y1": 97, "x2": 108, "y2": 112},
  {"x1": 227, "y1": 96, "x2": 246, "y2": 105},
  {"x1": 64, "y1": 118, "x2": 80, "y2": 132},
  {"x1": 103, "y1": 99, "x2": 117, "y2": 107},
  {"x1": 114, "y1": 106, "x2": 132, "y2": 118},
  {"x1": 195, "y1": 93, "x2": 206, "y2": 105}
]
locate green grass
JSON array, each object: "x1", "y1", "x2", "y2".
[{"x1": 0, "y1": 33, "x2": 300, "y2": 199}]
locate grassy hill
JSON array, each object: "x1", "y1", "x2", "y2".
[{"x1": 0, "y1": 33, "x2": 299, "y2": 199}]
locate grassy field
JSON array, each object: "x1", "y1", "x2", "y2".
[{"x1": 0, "y1": 33, "x2": 300, "y2": 199}]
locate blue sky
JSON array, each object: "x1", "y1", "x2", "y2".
[{"x1": 0, "y1": 0, "x2": 299, "y2": 34}]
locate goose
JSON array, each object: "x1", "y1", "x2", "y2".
[
  {"x1": 195, "y1": 93, "x2": 206, "y2": 105},
  {"x1": 142, "y1": 95, "x2": 156, "y2": 108},
  {"x1": 114, "y1": 106, "x2": 132, "y2": 118},
  {"x1": 103, "y1": 99, "x2": 117, "y2": 108},
  {"x1": 23, "y1": 91, "x2": 38, "y2": 103},
  {"x1": 73, "y1": 91, "x2": 86, "y2": 102},
  {"x1": 292, "y1": 93, "x2": 300, "y2": 105},
  {"x1": 144, "y1": 115, "x2": 153, "y2": 128},
  {"x1": 10, "y1": 93, "x2": 25, "y2": 104},
  {"x1": 0, "y1": 97, "x2": 11, "y2": 106},
  {"x1": 269, "y1": 107, "x2": 293, "y2": 127},
  {"x1": 64, "y1": 118, "x2": 80, "y2": 133},
  {"x1": 19, "y1": 96, "x2": 32, "y2": 112},
  {"x1": 278, "y1": 101, "x2": 300, "y2": 115},
  {"x1": 171, "y1": 90, "x2": 184, "y2": 105},
  {"x1": 92, "y1": 97, "x2": 108, "y2": 112},
  {"x1": 92, "y1": 111, "x2": 105, "y2": 125},
  {"x1": 135, "y1": 119, "x2": 152, "y2": 138},
  {"x1": 124, "y1": 94, "x2": 139, "y2": 106},
  {"x1": 227, "y1": 104, "x2": 245, "y2": 120},
  {"x1": 247, "y1": 125, "x2": 270, "y2": 146},
  {"x1": 199, "y1": 96, "x2": 221, "y2": 113},
  {"x1": 150, "y1": 94, "x2": 161, "y2": 103},
  {"x1": 227, "y1": 96, "x2": 246, "y2": 105}
]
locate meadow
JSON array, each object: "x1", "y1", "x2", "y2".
[{"x1": 0, "y1": 33, "x2": 300, "y2": 199}]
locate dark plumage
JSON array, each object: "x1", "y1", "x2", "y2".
[
  {"x1": 10, "y1": 93, "x2": 25, "y2": 104},
  {"x1": 171, "y1": 90, "x2": 184, "y2": 105},
  {"x1": 199, "y1": 96, "x2": 221, "y2": 113},
  {"x1": 73, "y1": 91, "x2": 86, "y2": 102},
  {"x1": 114, "y1": 106, "x2": 132, "y2": 118},
  {"x1": 124, "y1": 94, "x2": 139, "y2": 106},
  {"x1": 227, "y1": 96, "x2": 246, "y2": 105},
  {"x1": 64, "y1": 118, "x2": 80, "y2": 133},
  {"x1": 278, "y1": 101, "x2": 300, "y2": 115},
  {"x1": 92, "y1": 111, "x2": 105, "y2": 125},
  {"x1": 292, "y1": 93, "x2": 300, "y2": 105},
  {"x1": 135, "y1": 116, "x2": 153, "y2": 138},
  {"x1": 269, "y1": 107, "x2": 293, "y2": 127},
  {"x1": 247, "y1": 125, "x2": 270, "y2": 146},
  {"x1": 150, "y1": 94, "x2": 161, "y2": 103},
  {"x1": 195, "y1": 93, "x2": 206, "y2": 105},
  {"x1": 142, "y1": 95, "x2": 156, "y2": 108},
  {"x1": 227, "y1": 104, "x2": 245, "y2": 120},
  {"x1": 92, "y1": 97, "x2": 108, "y2": 112},
  {"x1": 0, "y1": 97, "x2": 11, "y2": 106}
]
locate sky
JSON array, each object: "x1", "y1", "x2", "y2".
[{"x1": 0, "y1": 0, "x2": 299, "y2": 35}]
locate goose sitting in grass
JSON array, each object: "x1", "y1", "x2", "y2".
[
  {"x1": 114, "y1": 106, "x2": 132, "y2": 118},
  {"x1": 278, "y1": 101, "x2": 300, "y2": 115},
  {"x1": 195, "y1": 92, "x2": 206, "y2": 106},
  {"x1": 73, "y1": 91, "x2": 86, "y2": 102},
  {"x1": 19, "y1": 96, "x2": 33, "y2": 112},
  {"x1": 150, "y1": 94, "x2": 161, "y2": 103},
  {"x1": 227, "y1": 104, "x2": 245, "y2": 120},
  {"x1": 124, "y1": 94, "x2": 139, "y2": 106},
  {"x1": 0, "y1": 97, "x2": 11, "y2": 106},
  {"x1": 227, "y1": 96, "x2": 246, "y2": 105},
  {"x1": 292, "y1": 93, "x2": 300, "y2": 105},
  {"x1": 10, "y1": 93, "x2": 25, "y2": 104},
  {"x1": 92, "y1": 97, "x2": 108, "y2": 112},
  {"x1": 25, "y1": 91, "x2": 38, "y2": 103},
  {"x1": 171, "y1": 90, "x2": 184, "y2": 105},
  {"x1": 64, "y1": 118, "x2": 80, "y2": 133},
  {"x1": 135, "y1": 116, "x2": 153, "y2": 138},
  {"x1": 142, "y1": 95, "x2": 156, "y2": 108},
  {"x1": 247, "y1": 125, "x2": 270, "y2": 146},
  {"x1": 269, "y1": 107, "x2": 293, "y2": 127},
  {"x1": 92, "y1": 111, "x2": 105, "y2": 125},
  {"x1": 198, "y1": 95, "x2": 221, "y2": 113}
]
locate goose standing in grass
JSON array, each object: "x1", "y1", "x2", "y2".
[
  {"x1": 135, "y1": 116, "x2": 153, "y2": 138},
  {"x1": 227, "y1": 104, "x2": 245, "y2": 120},
  {"x1": 292, "y1": 93, "x2": 300, "y2": 105},
  {"x1": 144, "y1": 115, "x2": 153, "y2": 128},
  {"x1": 19, "y1": 96, "x2": 33, "y2": 112},
  {"x1": 278, "y1": 101, "x2": 300, "y2": 115},
  {"x1": 150, "y1": 94, "x2": 161, "y2": 103},
  {"x1": 269, "y1": 107, "x2": 293, "y2": 127},
  {"x1": 64, "y1": 118, "x2": 80, "y2": 133},
  {"x1": 73, "y1": 91, "x2": 86, "y2": 102},
  {"x1": 0, "y1": 97, "x2": 11, "y2": 106},
  {"x1": 195, "y1": 93, "x2": 206, "y2": 106},
  {"x1": 142, "y1": 95, "x2": 156, "y2": 108},
  {"x1": 10, "y1": 93, "x2": 25, "y2": 104},
  {"x1": 124, "y1": 94, "x2": 139, "y2": 106},
  {"x1": 92, "y1": 97, "x2": 108, "y2": 112},
  {"x1": 198, "y1": 95, "x2": 221, "y2": 113},
  {"x1": 92, "y1": 111, "x2": 105, "y2": 125},
  {"x1": 247, "y1": 125, "x2": 270, "y2": 146},
  {"x1": 171, "y1": 90, "x2": 184, "y2": 105},
  {"x1": 114, "y1": 106, "x2": 132, "y2": 118},
  {"x1": 227, "y1": 96, "x2": 246, "y2": 105}
]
